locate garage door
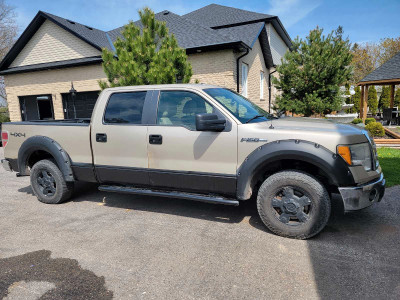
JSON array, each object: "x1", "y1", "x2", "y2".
[{"x1": 62, "y1": 91, "x2": 99, "y2": 119}]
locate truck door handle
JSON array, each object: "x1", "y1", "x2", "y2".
[
  {"x1": 96, "y1": 133, "x2": 107, "y2": 143},
  {"x1": 149, "y1": 134, "x2": 162, "y2": 145}
]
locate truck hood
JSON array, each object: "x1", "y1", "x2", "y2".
[
  {"x1": 239, "y1": 117, "x2": 369, "y2": 153},
  {"x1": 265, "y1": 117, "x2": 364, "y2": 136}
]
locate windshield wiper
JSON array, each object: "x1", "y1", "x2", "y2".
[{"x1": 245, "y1": 115, "x2": 265, "y2": 124}]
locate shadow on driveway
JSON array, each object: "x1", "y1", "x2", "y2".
[{"x1": 0, "y1": 250, "x2": 113, "y2": 299}]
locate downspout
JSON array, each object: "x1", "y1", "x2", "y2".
[
  {"x1": 268, "y1": 68, "x2": 277, "y2": 112},
  {"x1": 236, "y1": 48, "x2": 249, "y2": 93}
]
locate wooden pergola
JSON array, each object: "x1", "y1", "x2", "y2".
[{"x1": 357, "y1": 52, "x2": 400, "y2": 121}]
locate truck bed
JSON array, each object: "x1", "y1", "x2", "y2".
[{"x1": 2, "y1": 119, "x2": 93, "y2": 165}]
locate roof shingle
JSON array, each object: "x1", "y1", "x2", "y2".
[{"x1": 182, "y1": 4, "x2": 274, "y2": 28}]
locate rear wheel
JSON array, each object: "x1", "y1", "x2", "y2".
[
  {"x1": 257, "y1": 170, "x2": 331, "y2": 239},
  {"x1": 30, "y1": 159, "x2": 74, "y2": 204}
]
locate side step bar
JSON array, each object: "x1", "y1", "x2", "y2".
[{"x1": 98, "y1": 185, "x2": 239, "y2": 206}]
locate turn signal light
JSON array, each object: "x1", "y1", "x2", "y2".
[
  {"x1": 1, "y1": 131, "x2": 8, "y2": 148},
  {"x1": 337, "y1": 146, "x2": 351, "y2": 165}
]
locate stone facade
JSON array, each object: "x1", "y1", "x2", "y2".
[
  {"x1": 4, "y1": 64, "x2": 106, "y2": 121},
  {"x1": 238, "y1": 39, "x2": 269, "y2": 110}
]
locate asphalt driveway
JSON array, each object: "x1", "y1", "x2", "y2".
[{"x1": 0, "y1": 147, "x2": 399, "y2": 299}]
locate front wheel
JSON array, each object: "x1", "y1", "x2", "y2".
[
  {"x1": 30, "y1": 159, "x2": 74, "y2": 204},
  {"x1": 257, "y1": 170, "x2": 331, "y2": 239}
]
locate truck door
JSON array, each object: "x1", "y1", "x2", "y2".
[
  {"x1": 91, "y1": 90, "x2": 150, "y2": 185},
  {"x1": 147, "y1": 90, "x2": 238, "y2": 195}
]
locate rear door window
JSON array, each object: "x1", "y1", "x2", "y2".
[{"x1": 104, "y1": 92, "x2": 147, "y2": 124}]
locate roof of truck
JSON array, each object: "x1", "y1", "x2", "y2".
[{"x1": 103, "y1": 84, "x2": 224, "y2": 92}]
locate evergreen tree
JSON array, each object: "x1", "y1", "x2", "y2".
[
  {"x1": 273, "y1": 26, "x2": 353, "y2": 116},
  {"x1": 395, "y1": 88, "x2": 400, "y2": 108},
  {"x1": 99, "y1": 7, "x2": 192, "y2": 89},
  {"x1": 352, "y1": 86, "x2": 361, "y2": 112},
  {"x1": 367, "y1": 85, "x2": 378, "y2": 115},
  {"x1": 379, "y1": 86, "x2": 391, "y2": 108}
]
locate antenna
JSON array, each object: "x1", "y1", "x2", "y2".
[{"x1": 269, "y1": 118, "x2": 274, "y2": 129}]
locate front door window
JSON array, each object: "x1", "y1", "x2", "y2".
[{"x1": 156, "y1": 91, "x2": 213, "y2": 130}]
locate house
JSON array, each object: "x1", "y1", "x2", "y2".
[{"x1": 0, "y1": 4, "x2": 291, "y2": 122}]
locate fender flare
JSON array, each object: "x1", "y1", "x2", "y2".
[
  {"x1": 18, "y1": 136, "x2": 75, "y2": 182},
  {"x1": 236, "y1": 139, "x2": 354, "y2": 200}
]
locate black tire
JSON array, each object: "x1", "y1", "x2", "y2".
[
  {"x1": 257, "y1": 170, "x2": 331, "y2": 239},
  {"x1": 30, "y1": 159, "x2": 74, "y2": 204}
]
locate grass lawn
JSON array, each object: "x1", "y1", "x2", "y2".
[{"x1": 377, "y1": 147, "x2": 400, "y2": 187}]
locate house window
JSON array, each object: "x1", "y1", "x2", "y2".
[
  {"x1": 260, "y1": 71, "x2": 264, "y2": 100},
  {"x1": 241, "y1": 63, "x2": 248, "y2": 97}
]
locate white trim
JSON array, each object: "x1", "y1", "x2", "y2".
[
  {"x1": 241, "y1": 63, "x2": 248, "y2": 97},
  {"x1": 260, "y1": 71, "x2": 264, "y2": 100}
]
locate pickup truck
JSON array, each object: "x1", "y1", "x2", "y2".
[{"x1": 1, "y1": 84, "x2": 385, "y2": 239}]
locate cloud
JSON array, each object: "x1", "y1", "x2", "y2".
[{"x1": 267, "y1": 0, "x2": 322, "y2": 28}]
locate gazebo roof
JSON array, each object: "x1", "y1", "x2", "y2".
[{"x1": 358, "y1": 51, "x2": 400, "y2": 85}]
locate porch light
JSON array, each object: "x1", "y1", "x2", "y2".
[{"x1": 69, "y1": 81, "x2": 77, "y2": 119}]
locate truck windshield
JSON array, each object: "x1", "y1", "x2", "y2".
[{"x1": 203, "y1": 88, "x2": 271, "y2": 124}]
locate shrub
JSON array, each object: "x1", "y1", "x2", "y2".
[
  {"x1": 351, "y1": 118, "x2": 363, "y2": 124},
  {"x1": 365, "y1": 118, "x2": 376, "y2": 125},
  {"x1": 365, "y1": 122, "x2": 385, "y2": 137},
  {"x1": 0, "y1": 107, "x2": 10, "y2": 123}
]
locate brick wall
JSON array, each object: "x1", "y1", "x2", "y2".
[
  {"x1": 4, "y1": 64, "x2": 106, "y2": 121},
  {"x1": 237, "y1": 39, "x2": 270, "y2": 111},
  {"x1": 188, "y1": 49, "x2": 236, "y2": 90}
]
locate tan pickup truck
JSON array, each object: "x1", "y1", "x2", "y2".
[{"x1": 1, "y1": 84, "x2": 385, "y2": 239}]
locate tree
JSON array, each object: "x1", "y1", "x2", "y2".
[
  {"x1": 379, "y1": 86, "x2": 391, "y2": 108},
  {"x1": 99, "y1": 8, "x2": 192, "y2": 89},
  {"x1": 395, "y1": 88, "x2": 400, "y2": 108},
  {"x1": 351, "y1": 37, "x2": 400, "y2": 84},
  {"x1": 378, "y1": 37, "x2": 400, "y2": 65},
  {"x1": 273, "y1": 26, "x2": 353, "y2": 116},
  {"x1": 350, "y1": 42, "x2": 380, "y2": 84},
  {"x1": 367, "y1": 85, "x2": 378, "y2": 114},
  {"x1": 0, "y1": 0, "x2": 18, "y2": 100},
  {"x1": 352, "y1": 86, "x2": 361, "y2": 112}
]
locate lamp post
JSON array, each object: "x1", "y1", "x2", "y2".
[{"x1": 69, "y1": 82, "x2": 77, "y2": 119}]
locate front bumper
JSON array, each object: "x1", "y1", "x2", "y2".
[
  {"x1": 1, "y1": 159, "x2": 13, "y2": 172},
  {"x1": 338, "y1": 173, "x2": 385, "y2": 211}
]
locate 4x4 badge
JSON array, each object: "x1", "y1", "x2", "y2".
[{"x1": 10, "y1": 132, "x2": 26, "y2": 138}]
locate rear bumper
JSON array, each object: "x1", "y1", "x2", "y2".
[
  {"x1": 1, "y1": 159, "x2": 13, "y2": 172},
  {"x1": 338, "y1": 173, "x2": 385, "y2": 212}
]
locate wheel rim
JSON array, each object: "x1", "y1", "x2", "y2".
[
  {"x1": 36, "y1": 169, "x2": 56, "y2": 197},
  {"x1": 271, "y1": 186, "x2": 312, "y2": 226}
]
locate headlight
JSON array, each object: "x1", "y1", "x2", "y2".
[{"x1": 337, "y1": 143, "x2": 372, "y2": 171}]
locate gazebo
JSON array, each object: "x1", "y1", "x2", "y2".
[{"x1": 357, "y1": 51, "x2": 400, "y2": 121}]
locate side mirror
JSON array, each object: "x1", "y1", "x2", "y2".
[{"x1": 195, "y1": 113, "x2": 226, "y2": 132}]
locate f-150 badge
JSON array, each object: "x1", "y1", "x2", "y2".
[{"x1": 240, "y1": 138, "x2": 268, "y2": 142}]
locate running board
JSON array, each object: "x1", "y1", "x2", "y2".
[{"x1": 98, "y1": 185, "x2": 239, "y2": 206}]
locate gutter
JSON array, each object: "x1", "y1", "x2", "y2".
[
  {"x1": 236, "y1": 48, "x2": 250, "y2": 93},
  {"x1": 268, "y1": 68, "x2": 277, "y2": 112}
]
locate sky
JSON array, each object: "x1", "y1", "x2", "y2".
[{"x1": 10, "y1": 0, "x2": 400, "y2": 44}]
